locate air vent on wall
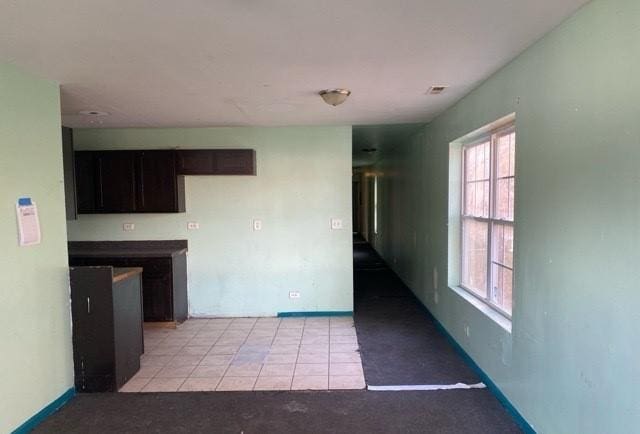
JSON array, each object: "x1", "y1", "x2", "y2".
[{"x1": 427, "y1": 86, "x2": 448, "y2": 95}]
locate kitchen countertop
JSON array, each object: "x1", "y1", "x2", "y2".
[
  {"x1": 112, "y1": 267, "x2": 143, "y2": 283},
  {"x1": 69, "y1": 248, "x2": 187, "y2": 258},
  {"x1": 68, "y1": 240, "x2": 188, "y2": 258}
]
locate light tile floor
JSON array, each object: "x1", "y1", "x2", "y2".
[{"x1": 120, "y1": 316, "x2": 365, "y2": 392}]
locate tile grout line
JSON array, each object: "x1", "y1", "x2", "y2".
[
  {"x1": 191, "y1": 318, "x2": 233, "y2": 391},
  {"x1": 251, "y1": 318, "x2": 272, "y2": 391},
  {"x1": 219, "y1": 318, "x2": 257, "y2": 391}
]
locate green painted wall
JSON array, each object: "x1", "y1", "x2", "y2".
[
  {"x1": 370, "y1": 0, "x2": 640, "y2": 432},
  {"x1": 68, "y1": 126, "x2": 353, "y2": 316},
  {"x1": 0, "y1": 63, "x2": 73, "y2": 432}
]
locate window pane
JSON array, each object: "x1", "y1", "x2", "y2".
[
  {"x1": 462, "y1": 219, "x2": 488, "y2": 297},
  {"x1": 495, "y1": 178, "x2": 514, "y2": 220},
  {"x1": 496, "y1": 131, "x2": 515, "y2": 178},
  {"x1": 464, "y1": 141, "x2": 490, "y2": 182},
  {"x1": 465, "y1": 180, "x2": 489, "y2": 217},
  {"x1": 492, "y1": 223, "x2": 514, "y2": 268},
  {"x1": 491, "y1": 264, "x2": 513, "y2": 315},
  {"x1": 495, "y1": 131, "x2": 515, "y2": 221},
  {"x1": 465, "y1": 145, "x2": 476, "y2": 181},
  {"x1": 464, "y1": 140, "x2": 490, "y2": 217}
]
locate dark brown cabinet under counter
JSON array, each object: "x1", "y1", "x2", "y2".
[
  {"x1": 68, "y1": 240, "x2": 188, "y2": 323},
  {"x1": 70, "y1": 266, "x2": 143, "y2": 392}
]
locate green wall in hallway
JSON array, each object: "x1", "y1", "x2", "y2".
[
  {"x1": 0, "y1": 63, "x2": 73, "y2": 432},
  {"x1": 370, "y1": 0, "x2": 640, "y2": 432},
  {"x1": 68, "y1": 126, "x2": 353, "y2": 317}
]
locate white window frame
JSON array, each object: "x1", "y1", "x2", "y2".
[{"x1": 460, "y1": 123, "x2": 515, "y2": 319}]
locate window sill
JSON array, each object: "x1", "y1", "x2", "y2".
[{"x1": 449, "y1": 286, "x2": 512, "y2": 333}]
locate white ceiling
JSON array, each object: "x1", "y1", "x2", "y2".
[{"x1": 0, "y1": 0, "x2": 588, "y2": 128}]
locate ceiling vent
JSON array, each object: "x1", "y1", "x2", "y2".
[{"x1": 427, "y1": 86, "x2": 448, "y2": 95}]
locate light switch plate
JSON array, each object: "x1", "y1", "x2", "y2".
[
  {"x1": 187, "y1": 222, "x2": 200, "y2": 230},
  {"x1": 330, "y1": 218, "x2": 343, "y2": 230},
  {"x1": 253, "y1": 219, "x2": 262, "y2": 231},
  {"x1": 123, "y1": 223, "x2": 135, "y2": 231}
]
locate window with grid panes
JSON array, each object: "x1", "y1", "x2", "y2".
[{"x1": 461, "y1": 124, "x2": 515, "y2": 317}]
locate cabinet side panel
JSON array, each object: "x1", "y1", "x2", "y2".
[{"x1": 69, "y1": 267, "x2": 116, "y2": 392}]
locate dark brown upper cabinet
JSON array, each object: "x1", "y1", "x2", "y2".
[
  {"x1": 176, "y1": 149, "x2": 256, "y2": 175},
  {"x1": 75, "y1": 150, "x2": 185, "y2": 214},
  {"x1": 136, "y1": 150, "x2": 185, "y2": 213}
]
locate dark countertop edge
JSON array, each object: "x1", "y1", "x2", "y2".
[
  {"x1": 112, "y1": 267, "x2": 143, "y2": 283},
  {"x1": 69, "y1": 248, "x2": 188, "y2": 258}
]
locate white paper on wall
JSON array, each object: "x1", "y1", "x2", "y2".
[{"x1": 16, "y1": 198, "x2": 41, "y2": 246}]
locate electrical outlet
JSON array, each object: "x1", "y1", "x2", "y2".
[
  {"x1": 289, "y1": 291, "x2": 301, "y2": 299},
  {"x1": 253, "y1": 219, "x2": 262, "y2": 231},
  {"x1": 187, "y1": 222, "x2": 200, "y2": 230},
  {"x1": 330, "y1": 218, "x2": 343, "y2": 230},
  {"x1": 123, "y1": 223, "x2": 135, "y2": 231}
]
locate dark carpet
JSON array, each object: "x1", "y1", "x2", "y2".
[
  {"x1": 353, "y1": 240, "x2": 480, "y2": 385},
  {"x1": 34, "y1": 390, "x2": 520, "y2": 434},
  {"x1": 33, "y1": 235, "x2": 521, "y2": 434}
]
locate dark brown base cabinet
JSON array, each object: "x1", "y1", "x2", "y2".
[
  {"x1": 68, "y1": 241, "x2": 188, "y2": 323},
  {"x1": 70, "y1": 267, "x2": 144, "y2": 392}
]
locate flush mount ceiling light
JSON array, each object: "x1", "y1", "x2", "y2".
[
  {"x1": 319, "y1": 89, "x2": 351, "y2": 106},
  {"x1": 78, "y1": 110, "x2": 109, "y2": 116}
]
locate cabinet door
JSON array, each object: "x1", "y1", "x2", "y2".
[
  {"x1": 138, "y1": 259, "x2": 174, "y2": 321},
  {"x1": 176, "y1": 149, "x2": 215, "y2": 175},
  {"x1": 70, "y1": 267, "x2": 116, "y2": 391},
  {"x1": 213, "y1": 149, "x2": 256, "y2": 175},
  {"x1": 94, "y1": 151, "x2": 137, "y2": 213},
  {"x1": 136, "y1": 150, "x2": 184, "y2": 212},
  {"x1": 75, "y1": 151, "x2": 97, "y2": 213},
  {"x1": 176, "y1": 149, "x2": 256, "y2": 175}
]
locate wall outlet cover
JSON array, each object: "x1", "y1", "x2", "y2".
[
  {"x1": 253, "y1": 219, "x2": 262, "y2": 231},
  {"x1": 330, "y1": 218, "x2": 343, "y2": 230},
  {"x1": 289, "y1": 291, "x2": 301, "y2": 299},
  {"x1": 123, "y1": 223, "x2": 135, "y2": 231},
  {"x1": 187, "y1": 222, "x2": 200, "y2": 230}
]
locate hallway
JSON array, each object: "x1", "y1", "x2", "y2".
[
  {"x1": 353, "y1": 237, "x2": 482, "y2": 385},
  {"x1": 34, "y1": 239, "x2": 521, "y2": 433}
]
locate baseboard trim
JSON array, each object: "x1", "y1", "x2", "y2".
[
  {"x1": 277, "y1": 311, "x2": 353, "y2": 317},
  {"x1": 415, "y1": 302, "x2": 536, "y2": 434},
  {"x1": 12, "y1": 387, "x2": 75, "y2": 434}
]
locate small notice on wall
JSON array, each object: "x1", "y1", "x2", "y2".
[{"x1": 16, "y1": 197, "x2": 41, "y2": 246}]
